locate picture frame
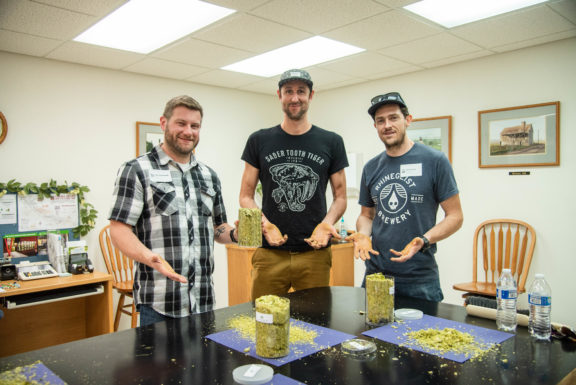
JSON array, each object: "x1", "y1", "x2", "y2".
[
  {"x1": 0, "y1": 111, "x2": 7, "y2": 145},
  {"x1": 408, "y1": 116, "x2": 452, "y2": 162},
  {"x1": 136, "y1": 121, "x2": 162, "y2": 157},
  {"x1": 478, "y1": 102, "x2": 559, "y2": 168}
]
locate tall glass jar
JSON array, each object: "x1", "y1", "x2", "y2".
[
  {"x1": 365, "y1": 273, "x2": 395, "y2": 326},
  {"x1": 255, "y1": 295, "x2": 290, "y2": 358},
  {"x1": 238, "y1": 208, "x2": 262, "y2": 247}
]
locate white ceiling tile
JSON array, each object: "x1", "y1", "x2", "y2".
[
  {"x1": 33, "y1": 0, "x2": 127, "y2": 16},
  {"x1": 250, "y1": 0, "x2": 390, "y2": 34},
  {"x1": 548, "y1": 0, "x2": 576, "y2": 24},
  {"x1": 0, "y1": 0, "x2": 573, "y2": 93},
  {"x1": 46, "y1": 41, "x2": 144, "y2": 69},
  {"x1": 451, "y1": 5, "x2": 575, "y2": 49},
  {"x1": 419, "y1": 50, "x2": 494, "y2": 69},
  {"x1": 381, "y1": 33, "x2": 483, "y2": 64},
  {"x1": 491, "y1": 30, "x2": 576, "y2": 53},
  {"x1": 237, "y1": 78, "x2": 280, "y2": 95},
  {"x1": 304, "y1": 67, "x2": 356, "y2": 87},
  {"x1": 324, "y1": 10, "x2": 443, "y2": 50},
  {"x1": 187, "y1": 69, "x2": 264, "y2": 88},
  {"x1": 124, "y1": 58, "x2": 209, "y2": 80},
  {"x1": 0, "y1": 0, "x2": 96, "y2": 39},
  {"x1": 373, "y1": 0, "x2": 419, "y2": 8},
  {"x1": 0, "y1": 30, "x2": 62, "y2": 56},
  {"x1": 319, "y1": 51, "x2": 415, "y2": 77},
  {"x1": 192, "y1": 14, "x2": 311, "y2": 53},
  {"x1": 152, "y1": 38, "x2": 252, "y2": 68},
  {"x1": 320, "y1": 77, "x2": 370, "y2": 91},
  {"x1": 364, "y1": 65, "x2": 422, "y2": 80},
  {"x1": 202, "y1": 0, "x2": 270, "y2": 12}
]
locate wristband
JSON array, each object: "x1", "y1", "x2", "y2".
[
  {"x1": 230, "y1": 229, "x2": 237, "y2": 243},
  {"x1": 419, "y1": 235, "x2": 430, "y2": 252}
]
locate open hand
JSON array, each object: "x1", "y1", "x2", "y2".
[
  {"x1": 305, "y1": 222, "x2": 339, "y2": 249},
  {"x1": 345, "y1": 232, "x2": 379, "y2": 261},
  {"x1": 389, "y1": 237, "x2": 424, "y2": 263},
  {"x1": 263, "y1": 221, "x2": 288, "y2": 246},
  {"x1": 150, "y1": 255, "x2": 188, "y2": 283}
]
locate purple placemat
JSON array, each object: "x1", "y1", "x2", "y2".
[
  {"x1": 0, "y1": 361, "x2": 66, "y2": 384},
  {"x1": 206, "y1": 318, "x2": 355, "y2": 366},
  {"x1": 266, "y1": 373, "x2": 304, "y2": 384},
  {"x1": 362, "y1": 314, "x2": 513, "y2": 363}
]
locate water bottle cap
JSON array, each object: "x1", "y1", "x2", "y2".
[
  {"x1": 502, "y1": 268, "x2": 511, "y2": 273},
  {"x1": 535, "y1": 273, "x2": 544, "y2": 279}
]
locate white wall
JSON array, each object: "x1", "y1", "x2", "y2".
[
  {"x1": 1, "y1": 37, "x2": 575, "y2": 329},
  {"x1": 314, "y1": 37, "x2": 576, "y2": 326}
]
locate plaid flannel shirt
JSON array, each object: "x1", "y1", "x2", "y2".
[{"x1": 108, "y1": 145, "x2": 227, "y2": 317}]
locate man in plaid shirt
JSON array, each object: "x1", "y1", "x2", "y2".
[{"x1": 108, "y1": 95, "x2": 238, "y2": 326}]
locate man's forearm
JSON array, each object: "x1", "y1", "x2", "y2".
[
  {"x1": 323, "y1": 196, "x2": 346, "y2": 225},
  {"x1": 109, "y1": 220, "x2": 154, "y2": 266}
]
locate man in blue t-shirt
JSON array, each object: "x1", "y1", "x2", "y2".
[
  {"x1": 240, "y1": 69, "x2": 348, "y2": 299},
  {"x1": 347, "y1": 92, "x2": 463, "y2": 302}
]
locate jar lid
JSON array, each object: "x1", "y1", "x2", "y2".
[
  {"x1": 395, "y1": 308, "x2": 424, "y2": 320},
  {"x1": 341, "y1": 338, "x2": 377, "y2": 357},
  {"x1": 232, "y1": 364, "x2": 274, "y2": 385}
]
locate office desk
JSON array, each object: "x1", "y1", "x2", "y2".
[
  {"x1": 0, "y1": 271, "x2": 113, "y2": 357},
  {"x1": 226, "y1": 242, "x2": 354, "y2": 305},
  {"x1": 1, "y1": 286, "x2": 573, "y2": 384}
]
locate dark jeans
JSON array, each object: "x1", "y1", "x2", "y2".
[
  {"x1": 362, "y1": 274, "x2": 444, "y2": 302},
  {"x1": 138, "y1": 304, "x2": 173, "y2": 327}
]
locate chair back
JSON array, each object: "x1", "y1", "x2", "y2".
[
  {"x1": 98, "y1": 224, "x2": 134, "y2": 288},
  {"x1": 472, "y1": 219, "x2": 536, "y2": 293}
]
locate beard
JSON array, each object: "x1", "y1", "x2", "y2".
[
  {"x1": 283, "y1": 102, "x2": 308, "y2": 121},
  {"x1": 382, "y1": 129, "x2": 406, "y2": 150},
  {"x1": 164, "y1": 130, "x2": 197, "y2": 158}
]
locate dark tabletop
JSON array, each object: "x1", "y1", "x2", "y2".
[{"x1": 0, "y1": 286, "x2": 574, "y2": 384}]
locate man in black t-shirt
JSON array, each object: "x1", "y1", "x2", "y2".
[{"x1": 240, "y1": 69, "x2": 349, "y2": 299}]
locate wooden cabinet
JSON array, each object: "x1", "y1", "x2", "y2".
[
  {"x1": 226, "y1": 242, "x2": 354, "y2": 306},
  {"x1": 0, "y1": 271, "x2": 113, "y2": 357}
]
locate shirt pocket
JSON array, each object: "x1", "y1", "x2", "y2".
[
  {"x1": 200, "y1": 185, "x2": 216, "y2": 217},
  {"x1": 150, "y1": 182, "x2": 178, "y2": 216}
]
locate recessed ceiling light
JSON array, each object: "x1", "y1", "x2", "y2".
[
  {"x1": 74, "y1": 0, "x2": 235, "y2": 54},
  {"x1": 221, "y1": 36, "x2": 365, "y2": 77},
  {"x1": 404, "y1": 0, "x2": 548, "y2": 28}
]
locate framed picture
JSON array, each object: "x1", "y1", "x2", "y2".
[
  {"x1": 408, "y1": 116, "x2": 452, "y2": 162},
  {"x1": 136, "y1": 121, "x2": 163, "y2": 157},
  {"x1": 478, "y1": 102, "x2": 559, "y2": 168}
]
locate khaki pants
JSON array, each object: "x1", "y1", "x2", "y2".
[{"x1": 251, "y1": 247, "x2": 332, "y2": 300}]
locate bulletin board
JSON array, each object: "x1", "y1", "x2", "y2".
[{"x1": 1, "y1": 193, "x2": 80, "y2": 263}]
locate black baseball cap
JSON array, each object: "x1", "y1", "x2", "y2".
[
  {"x1": 368, "y1": 92, "x2": 407, "y2": 118},
  {"x1": 278, "y1": 69, "x2": 313, "y2": 91}
]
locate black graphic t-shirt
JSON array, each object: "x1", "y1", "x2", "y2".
[{"x1": 241, "y1": 125, "x2": 348, "y2": 251}]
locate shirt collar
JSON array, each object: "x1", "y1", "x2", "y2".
[{"x1": 152, "y1": 144, "x2": 198, "y2": 170}]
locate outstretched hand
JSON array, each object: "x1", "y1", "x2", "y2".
[
  {"x1": 345, "y1": 232, "x2": 379, "y2": 261},
  {"x1": 305, "y1": 222, "x2": 339, "y2": 249},
  {"x1": 389, "y1": 237, "x2": 425, "y2": 263},
  {"x1": 149, "y1": 254, "x2": 188, "y2": 283},
  {"x1": 263, "y1": 221, "x2": 288, "y2": 246}
]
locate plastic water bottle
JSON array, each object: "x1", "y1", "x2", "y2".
[
  {"x1": 339, "y1": 217, "x2": 347, "y2": 242},
  {"x1": 496, "y1": 268, "x2": 517, "y2": 332},
  {"x1": 528, "y1": 273, "x2": 552, "y2": 340}
]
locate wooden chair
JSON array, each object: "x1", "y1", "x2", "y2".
[
  {"x1": 99, "y1": 224, "x2": 138, "y2": 331},
  {"x1": 453, "y1": 219, "x2": 536, "y2": 297}
]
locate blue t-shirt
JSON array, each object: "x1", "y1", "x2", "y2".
[{"x1": 358, "y1": 143, "x2": 458, "y2": 283}]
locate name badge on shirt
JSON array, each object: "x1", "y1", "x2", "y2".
[
  {"x1": 150, "y1": 170, "x2": 172, "y2": 183},
  {"x1": 400, "y1": 163, "x2": 422, "y2": 177}
]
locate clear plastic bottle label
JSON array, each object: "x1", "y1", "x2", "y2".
[
  {"x1": 255, "y1": 312, "x2": 273, "y2": 324},
  {"x1": 529, "y1": 294, "x2": 551, "y2": 306},
  {"x1": 497, "y1": 289, "x2": 517, "y2": 299}
]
